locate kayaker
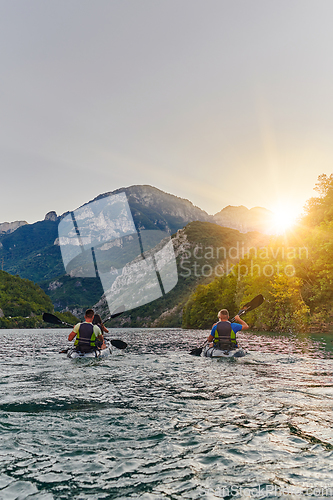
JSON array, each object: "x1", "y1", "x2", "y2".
[
  {"x1": 68, "y1": 309, "x2": 104, "y2": 353},
  {"x1": 207, "y1": 309, "x2": 249, "y2": 350},
  {"x1": 92, "y1": 313, "x2": 108, "y2": 349}
]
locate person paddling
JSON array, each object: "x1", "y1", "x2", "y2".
[
  {"x1": 68, "y1": 309, "x2": 104, "y2": 353},
  {"x1": 92, "y1": 313, "x2": 108, "y2": 349},
  {"x1": 206, "y1": 308, "x2": 249, "y2": 352}
]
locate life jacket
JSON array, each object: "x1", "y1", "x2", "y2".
[
  {"x1": 213, "y1": 321, "x2": 237, "y2": 350},
  {"x1": 74, "y1": 322, "x2": 98, "y2": 352}
]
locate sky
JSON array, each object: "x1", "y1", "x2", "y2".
[{"x1": 1, "y1": 0, "x2": 333, "y2": 224}]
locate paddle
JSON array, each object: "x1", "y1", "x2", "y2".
[
  {"x1": 107, "y1": 339, "x2": 127, "y2": 350},
  {"x1": 189, "y1": 341, "x2": 209, "y2": 358},
  {"x1": 58, "y1": 338, "x2": 127, "y2": 354},
  {"x1": 43, "y1": 310, "x2": 124, "y2": 327},
  {"x1": 102, "y1": 306, "x2": 125, "y2": 324},
  {"x1": 189, "y1": 294, "x2": 264, "y2": 356},
  {"x1": 230, "y1": 294, "x2": 264, "y2": 321},
  {"x1": 42, "y1": 312, "x2": 73, "y2": 327},
  {"x1": 42, "y1": 312, "x2": 128, "y2": 351}
]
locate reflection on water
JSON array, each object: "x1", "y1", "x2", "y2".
[{"x1": 0, "y1": 328, "x2": 333, "y2": 499}]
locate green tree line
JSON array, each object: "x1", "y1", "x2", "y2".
[{"x1": 0, "y1": 270, "x2": 78, "y2": 328}]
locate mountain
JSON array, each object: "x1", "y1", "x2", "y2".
[
  {"x1": 84, "y1": 185, "x2": 213, "y2": 234},
  {"x1": 0, "y1": 216, "x2": 63, "y2": 282},
  {"x1": 213, "y1": 205, "x2": 274, "y2": 234},
  {"x1": 0, "y1": 185, "x2": 214, "y2": 307},
  {"x1": 0, "y1": 220, "x2": 27, "y2": 234},
  {"x1": 0, "y1": 185, "x2": 271, "y2": 321}
]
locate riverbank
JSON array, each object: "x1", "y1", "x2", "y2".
[{"x1": 0, "y1": 311, "x2": 78, "y2": 329}]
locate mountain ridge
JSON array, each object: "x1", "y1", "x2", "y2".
[
  {"x1": 0, "y1": 185, "x2": 217, "y2": 286},
  {"x1": 1, "y1": 185, "x2": 274, "y2": 236},
  {"x1": 0, "y1": 184, "x2": 274, "y2": 321},
  {"x1": 213, "y1": 205, "x2": 274, "y2": 234},
  {"x1": 0, "y1": 220, "x2": 28, "y2": 234},
  {"x1": 88, "y1": 184, "x2": 214, "y2": 234}
]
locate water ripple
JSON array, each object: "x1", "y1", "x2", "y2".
[{"x1": 0, "y1": 328, "x2": 333, "y2": 498}]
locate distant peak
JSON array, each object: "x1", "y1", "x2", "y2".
[
  {"x1": 86, "y1": 184, "x2": 211, "y2": 217},
  {"x1": 213, "y1": 205, "x2": 274, "y2": 234},
  {"x1": 44, "y1": 211, "x2": 58, "y2": 221}
]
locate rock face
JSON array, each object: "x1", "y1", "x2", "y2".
[
  {"x1": 0, "y1": 221, "x2": 27, "y2": 234},
  {"x1": 213, "y1": 205, "x2": 274, "y2": 234},
  {"x1": 44, "y1": 211, "x2": 58, "y2": 221},
  {"x1": 90, "y1": 185, "x2": 214, "y2": 234}
]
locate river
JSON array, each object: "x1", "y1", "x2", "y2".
[{"x1": 0, "y1": 328, "x2": 333, "y2": 499}]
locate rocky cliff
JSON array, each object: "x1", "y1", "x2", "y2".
[
  {"x1": 44, "y1": 211, "x2": 58, "y2": 221},
  {"x1": 90, "y1": 185, "x2": 214, "y2": 234},
  {"x1": 0, "y1": 220, "x2": 27, "y2": 234}
]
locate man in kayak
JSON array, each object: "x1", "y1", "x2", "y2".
[
  {"x1": 68, "y1": 309, "x2": 104, "y2": 353},
  {"x1": 207, "y1": 309, "x2": 249, "y2": 351}
]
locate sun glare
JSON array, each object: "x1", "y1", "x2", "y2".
[{"x1": 272, "y1": 205, "x2": 298, "y2": 234}]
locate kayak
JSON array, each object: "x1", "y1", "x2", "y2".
[
  {"x1": 67, "y1": 341, "x2": 112, "y2": 359},
  {"x1": 202, "y1": 345, "x2": 247, "y2": 358}
]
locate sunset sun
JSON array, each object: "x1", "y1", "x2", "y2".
[{"x1": 272, "y1": 205, "x2": 299, "y2": 234}]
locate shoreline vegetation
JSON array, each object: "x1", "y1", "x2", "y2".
[
  {"x1": 0, "y1": 311, "x2": 79, "y2": 329},
  {"x1": 0, "y1": 270, "x2": 78, "y2": 328}
]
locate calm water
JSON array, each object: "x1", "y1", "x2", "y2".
[{"x1": 1, "y1": 328, "x2": 333, "y2": 500}]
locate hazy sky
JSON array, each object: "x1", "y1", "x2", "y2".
[{"x1": 1, "y1": 0, "x2": 333, "y2": 223}]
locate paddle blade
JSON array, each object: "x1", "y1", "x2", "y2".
[
  {"x1": 230, "y1": 294, "x2": 264, "y2": 321},
  {"x1": 189, "y1": 347, "x2": 203, "y2": 356},
  {"x1": 102, "y1": 305, "x2": 125, "y2": 323},
  {"x1": 242, "y1": 294, "x2": 264, "y2": 312},
  {"x1": 110, "y1": 311, "x2": 123, "y2": 320},
  {"x1": 43, "y1": 312, "x2": 62, "y2": 325},
  {"x1": 111, "y1": 339, "x2": 127, "y2": 350}
]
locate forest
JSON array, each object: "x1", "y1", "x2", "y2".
[{"x1": 0, "y1": 270, "x2": 78, "y2": 328}]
